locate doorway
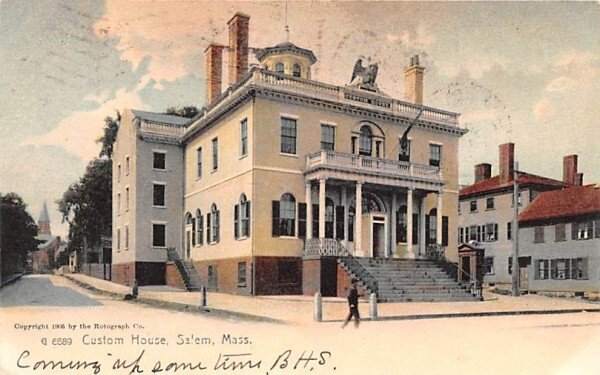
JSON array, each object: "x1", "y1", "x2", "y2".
[{"x1": 373, "y1": 223, "x2": 385, "y2": 258}]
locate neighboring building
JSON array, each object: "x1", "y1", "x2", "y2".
[
  {"x1": 113, "y1": 13, "x2": 468, "y2": 296},
  {"x1": 80, "y1": 236, "x2": 112, "y2": 280},
  {"x1": 30, "y1": 202, "x2": 61, "y2": 273},
  {"x1": 519, "y1": 184, "x2": 599, "y2": 293},
  {"x1": 458, "y1": 144, "x2": 584, "y2": 287}
]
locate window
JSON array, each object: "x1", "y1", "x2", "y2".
[
  {"x1": 321, "y1": 124, "x2": 335, "y2": 151},
  {"x1": 116, "y1": 228, "x2": 121, "y2": 251},
  {"x1": 125, "y1": 225, "x2": 129, "y2": 249},
  {"x1": 469, "y1": 225, "x2": 477, "y2": 242},
  {"x1": 237, "y1": 262, "x2": 246, "y2": 287},
  {"x1": 293, "y1": 63, "x2": 301, "y2": 77},
  {"x1": 240, "y1": 119, "x2": 248, "y2": 156},
  {"x1": 470, "y1": 200, "x2": 477, "y2": 212},
  {"x1": 571, "y1": 258, "x2": 588, "y2": 280},
  {"x1": 212, "y1": 138, "x2": 218, "y2": 171},
  {"x1": 208, "y1": 204, "x2": 220, "y2": 243},
  {"x1": 152, "y1": 223, "x2": 166, "y2": 247},
  {"x1": 508, "y1": 257, "x2": 512, "y2": 275},
  {"x1": 486, "y1": 197, "x2": 494, "y2": 210},
  {"x1": 534, "y1": 226, "x2": 544, "y2": 243},
  {"x1": 207, "y1": 265, "x2": 218, "y2": 290},
  {"x1": 555, "y1": 223, "x2": 566, "y2": 242},
  {"x1": 153, "y1": 152, "x2": 166, "y2": 170},
  {"x1": 507, "y1": 222, "x2": 512, "y2": 240},
  {"x1": 551, "y1": 259, "x2": 570, "y2": 280},
  {"x1": 273, "y1": 193, "x2": 296, "y2": 237},
  {"x1": 275, "y1": 62, "x2": 284, "y2": 74},
  {"x1": 457, "y1": 201, "x2": 461, "y2": 215},
  {"x1": 476, "y1": 225, "x2": 483, "y2": 242},
  {"x1": 280, "y1": 118, "x2": 297, "y2": 154},
  {"x1": 278, "y1": 260, "x2": 298, "y2": 284},
  {"x1": 484, "y1": 257, "x2": 494, "y2": 275},
  {"x1": 458, "y1": 227, "x2": 464, "y2": 243},
  {"x1": 235, "y1": 194, "x2": 251, "y2": 239},
  {"x1": 358, "y1": 126, "x2": 372, "y2": 156},
  {"x1": 485, "y1": 223, "x2": 498, "y2": 242},
  {"x1": 399, "y1": 139, "x2": 410, "y2": 162},
  {"x1": 573, "y1": 221, "x2": 593, "y2": 240},
  {"x1": 125, "y1": 187, "x2": 130, "y2": 211},
  {"x1": 397, "y1": 205, "x2": 407, "y2": 243},
  {"x1": 117, "y1": 193, "x2": 121, "y2": 214},
  {"x1": 196, "y1": 210, "x2": 203, "y2": 246},
  {"x1": 535, "y1": 259, "x2": 549, "y2": 279},
  {"x1": 117, "y1": 164, "x2": 121, "y2": 181},
  {"x1": 153, "y1": 183, "x2": 165, "y2": 207},
  {"x1": 196, "y1": 147, "x2": 202, "y2": 179},
  {"x1": 429, "y1": 144, "x2": 441, "y2": 167},
  {"x1": 125, "y1": 156, "x2": 130, "y2": 175}
]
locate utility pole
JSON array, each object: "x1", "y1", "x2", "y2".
[{"x1": 511, "y1": 161, "x2": 520, "y2": 297}]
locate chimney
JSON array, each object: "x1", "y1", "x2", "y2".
[
  {"x1": 474, "y1": 163, "x2": 492, "y2": 183},
  {"x1": 404, "y1": 55, "x2": 425, "y2": 105},
  {"x1": 228, "y1": 12, "x2": 250, "y2": 85},
  {"x1": 204, "y1": 43, "x2": 225, "y2": 105},
  {"x1": 563, "y1": 155, "x2": 582, "y2": 185},
  {"x1": 499, "y1": 143, "x2": 515, "y2": 184}
]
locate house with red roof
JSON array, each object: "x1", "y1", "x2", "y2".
[
  {"x1": 519, "y1": 184, "x2": 599, "y2": 293},
  {"x1": 458, "y1": 142, "x2": 583, "y2": 288}
]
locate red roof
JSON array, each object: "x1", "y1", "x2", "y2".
[
  {"x1": 519, "y1": 185, "x2": 600, "y2": 224},
  {"x1": 460, "y1": 172, "x2": 569, "y2": 198}
]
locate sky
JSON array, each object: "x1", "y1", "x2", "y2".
[{"x1": 1, "y1": 1, "x2": 599, "y2": 238}]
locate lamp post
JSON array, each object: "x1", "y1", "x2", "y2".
[{"x1": 511, "y1": 161, "x2": 520, "y2": 297}]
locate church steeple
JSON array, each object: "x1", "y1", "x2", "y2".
[{"x1": 38, "y1": 201, "x2": 51, "y2": 235}]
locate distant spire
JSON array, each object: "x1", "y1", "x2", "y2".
[
  {"x1": 39, "y1": 201, "x2": 50, "y2": 222},
  {"x1": 38, "y1": 201, "x2": 51, "y2": 235}
]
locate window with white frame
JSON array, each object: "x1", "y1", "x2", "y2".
[
  {"x1": 240, "y1": 194, "x2": 250, "y2": 237},
  {"x1": 486, "y1": 197, "x2": 494, "y2": 210},
  {"x1": 152, "y1": 223, "x2": 166, "y2": 247},
  {"x1": 551, "y1": 259, "x2": 569, "y2": 280},
  {"x1": 273, "y1": 193, "x2": 296, "y2": 237},
  {"x1": 485, "y1": 223, "x2": 498, "y2": 242},
  {"x1": 125, "y1": 225, "x2": 129, "y2": 249},
  {"x1": 212, "y1": 138, "x2": 218, "y2": 171},
  {"x1": 574, "y1": 221, "x2": 593, "y2": 240},
  {"x1": 116, "y1": 228, "x2": 121, "y2": 251},
  {"x1": 207, "y1": 204, "x2": 220, "y2": 243},
  {"x1": 469, "y1": 225, "x2": 477, "y2": 242},
  {"x1": 237, "y1": 262, "x2": 247, "y2": 287},
  {"x1": 196, "y1": 147, "x2": 202, "y2": 179},
  {"x1": 153, "y1": 183, "x2": 165, "y2": 207},
  {"x1": 321, "y1": 124, "x2": 335, "y2": 151},
  {"x1": 484, "y1": 257, "x2": 494, "y2": 275},
  {"x1": 571, "y1": 258, "x2": 588, "y2": 280},
  {"x1": 125, "y1": 156, "x2": 130, "y2": 175},
  {"x1": 196, "y1": 209, "x2": 203, "y2": 246},
  {"x1": 470, "y1": 200, "x2": 477, "y2": 212},
  {"x1": 125, "y1": 187, "x2": 130, "y2": 211},
  {"x1": 535, "y1": 259, "x2": 549, "y2": 279},
  {"x1": 153, "y1": 151, "x2": 166, "y2": 170},
  {"x1": 280, "y1": 118, "x2": 297, "y2": 154},
  {"x1": 275, "y1": 62, "x2": 284, "y2": 74},
  {"x1": 293, "y1": 63, "x2": 301, "y2": 77},
  {"x1": 399, "y1": 139, "x2": 411, "y2": 162},
  {"x1": 359, "y1": 126, "x2": 372, "y2": 156},
  {"x1": 429, "y1": 144, "x2": 441, "y2": 167},
  {"x1": 240, "y1": 119, "x2": 248, "y2": 157}
]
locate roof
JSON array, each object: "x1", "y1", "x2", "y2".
[
  {"x1": 131, "y1": 109, "x2": 189, "y2": 126},
  {"x1": 255, "y1": 42, "x2": 318, "y2": 64},
  {"x1": 38, "y1": 201, "x2": 50, "y2": 222},
  {"x1": 459, "y1": 172, "x2": 569, "y2": 198},
  {"x1": 36, "y1": 234, "x2": 58, "y2": 249},
  {"x1": 519, "y1": 184, "x2": 600, "y2": 224}
]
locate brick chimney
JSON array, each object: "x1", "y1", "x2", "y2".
[
  {"x1": 499, "y1": 143, "x2": 515, "y2": 184},
  {"x1": 474, "y1": 163, "x2": 492, "y2": 183},
  {"x1": 204, "y1": 43, "x2": 225, "y2": 105},
  {"x1": 405, "y1": 55, "x2": 425, "y2": 105},
  {"x1": 563, "y1": 155, "x2": 583, "y2": 185},
  {"x1": 228, "y1": 12, "x2": 250, "y2": 85}
]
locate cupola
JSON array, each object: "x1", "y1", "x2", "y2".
[{"x1": 255, "y1": 42, "x2": 317, "y2": 79}]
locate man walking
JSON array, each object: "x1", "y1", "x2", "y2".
[{"x1": 342, "y1": 279, "x2": 362, "y2": 328}]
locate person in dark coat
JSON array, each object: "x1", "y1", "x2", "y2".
[{"x1": 342, "y1": 279, "x2": 362, "y2": 328}]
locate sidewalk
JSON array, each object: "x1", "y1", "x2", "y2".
[{"x1": 64, "y1": 273, "x2": 600, "y2": 325}]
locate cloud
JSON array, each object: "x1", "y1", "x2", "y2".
[
  {"x1": 547, "y1": 50, "x2": 599, "y2": 90},
  {"x1": 436, "y1": 55, "x2": 508, "y2": 79},
  {"x1": 545, "y1": 76, "x2": 573, "y2": 92},
  {"x1": 387, "y1": 24, "x2": 437, "y2": 48},
  {"x1": 533, "y1": 98, "x2": 553, "y2": 120}
]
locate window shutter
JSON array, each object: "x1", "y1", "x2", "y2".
[
  {"x1": 442, "y1": 216, "x2": 449, "y2": 246},
  {"x1": 246, "y1": 201, "x2": 251, "y2": 237},
  {"x1": 550, "y1": 259, "x2": 557, "y2": 279},
  {"x1": 272, "y1": 201, "x2": 280, "y2": 237},
  {"x1": 494, "y1": 223, "x2": 499, "y2": 241},
  {"x1": 534, "y1": 260, "x2": 540, "y2": 280},
  {"x1": 571, "y1": 222, "x2": 578, "y2": 239},
  {"x1": 312, "y1": 204, "x2": 319, "y2": 238},
  {"x1": 199, "y1": 215, "x2": 204, "y2": 245},
  {"x1": 335, "y1": 206, "x2": 345, "y2": 240},
  {"x1": 234, "y1": 204, "x2": 239, "y2": 239},
  {"x1": 587, "y1": 221, "x2": 594, "y2": 239},
  {"x1": 207, "y1": 213, "x2": 211, "y2": 243},
  {"x1": 191, "y1": 218, "x2": 196, "y2": 246},
  {"x1": 413, "y1": 213, "x2": 419, "y2": 245},
  {"x1": 565, "y1": 259, "x2": 571, "y2": 280},
  {"x1": 215, "y1": 210, "x2": 220, "y2": 243},
  {"x1": 297, "y1": 203, "x2": 307, "y2": 238},
  {"x1": 582, "y1": 258, "x2": 589, "y2": 279}
]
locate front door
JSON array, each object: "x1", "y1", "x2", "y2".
[
  {"x1": 518, "y1": 257, "x2": 531, "y2": 292},
  {"x1": 373, "y1": 223, "x2": 385, "y2": 258}
]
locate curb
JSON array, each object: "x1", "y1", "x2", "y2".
[
  {"x1": 63, "y1": 275, "x2": 287, "y2": 324},
  {"x1": 1, "y1": 273, "x2": 24, "y2": 289}
]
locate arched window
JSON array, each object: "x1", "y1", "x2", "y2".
[
  {"x1": 207, "y1": 204, "x2": 220, "y2": 243},
  {"x1": 362, "y1": 194, "x2": 383, "y2": 214},
  {"x1": 325, "y1": 197, "x2": 335, "y2": 238},
  {"x1": 235, "y1": 194, "x2": 251, "y2": 239},
  {"x1": 359, "y1": 125, "x2": 372, "y2": 156},
  {"x1": 293, "y1": 63, "x2": 301, "y2": 77},
  {"x1": 196, "y1": 209, "x2": 203, "y2": 246},
  {"x1": 275, "y1": 62, "x2": 284, "y2": 74},
  {"x1": 397, "y1": 205, "x2": 407, "y2": 243},
  {"x1": 279, "y1": 193, "x2": 296, "y2": 236}
]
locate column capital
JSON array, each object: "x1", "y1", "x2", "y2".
[{"x1": 305, "y1": 179, "x2": 313, "y2": 187}]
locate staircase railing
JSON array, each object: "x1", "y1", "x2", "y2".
[
  {"x1": 337, "y1": 243, "x2": 379, "y2": 296},
  {"x1": 166, "y1": 248, "x2": 194, "y2": 290},
  {"x1": 426, "y1": 244, "x2": 482, "y2": 299}
]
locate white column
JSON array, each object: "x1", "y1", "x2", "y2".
[
  {"x1": 319, "y1": 178, "x2": 326, "y2": 238},
  {"x1": 419, "y1": 195, "x2": 426, "y2": 257},
  {"x1": 306, "y1": 181, "x2": 313, "y2": 239},
  {"x1": 406, "y1": 188, "x2": 414, "y2": 259},
  {"x1": 437, "y1": 191, "x2": 443, "y2": 246},
  {"x1": 390, "y1": 192, "x2": 397, "y2": 259},
  {"x1": 342, "y1": 186, "x2": 348, "y2": 248},
  {"x1": 355, "y1": 181, "x2": 363, "y2": 256}
]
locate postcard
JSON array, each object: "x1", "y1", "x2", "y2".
[{"x1": 1, "y1": 1, "x2": 599, "y2": 374}]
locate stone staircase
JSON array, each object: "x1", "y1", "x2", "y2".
[
  {"x1": 339, "y1": 257, "x2": 479, "y2": 302},
  {"x1": 166, "y1": 248, "x2": 202, "y2": 291}
]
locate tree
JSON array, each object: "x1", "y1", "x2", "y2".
[
  {"x1": 97, "y1": 111, "x2": 121, "y2": 159},
  {"x1": 165, "y1": 106, "x2": 199, "y2": 119},
  {"x1": 1, "y1": 193, "x2": 40, "y2": 277}
]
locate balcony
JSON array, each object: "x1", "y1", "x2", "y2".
[
  {"x1": 138, "y1": 120, "x2": 187, "y2": 144},
  {"x1": 305, "y1": 150, "x2": 442, "y2": 188}
]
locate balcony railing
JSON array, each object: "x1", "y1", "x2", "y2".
[
  {"x1": 306, "y1": 150, "x2": 441, "y2": 180},
  {"x1": 139, "y1": 120, "x2": 186, "y2": 137}
]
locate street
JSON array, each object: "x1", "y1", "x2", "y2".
[{"x1": 1, "y1": 275, "x2": 600, "y2": 375}]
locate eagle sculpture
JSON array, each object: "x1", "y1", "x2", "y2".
[{"x1": 351, "y1": 59, "x2": 379, "y2": 86}]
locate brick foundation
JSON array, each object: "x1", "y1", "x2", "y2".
[
  {"x1": 192, "y1": 257, "x2": 253, "y2": 295},
  {"x1": 336, "y1": 263, "x2": 368, "y2": 300},
  {"x1": 254, "y1": 256, "x2": 302, "y2": 295},
  {"x1": 165, "y1": 262, "x2": 186, "y2": 289},
  {"x1": 302, "y1": 258, "x2": 338, "y2": 297}
]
